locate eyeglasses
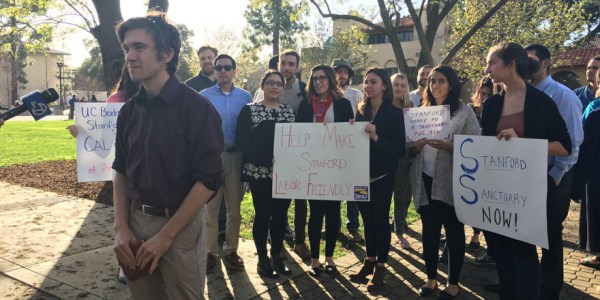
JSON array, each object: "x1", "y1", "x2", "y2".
[
  {"x1": 214, "y1": 65, "x2": 234, "y2": 72},
  {"x1": 311, "y1": 75, "x2": 328, "y2": 83},
  {"x1": 265, "y1": 80, "x2": 284, "y2": 87}
]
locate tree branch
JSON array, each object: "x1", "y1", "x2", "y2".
[
  {"x1": 441, "y1": 0, "x2": 509, "y2": 64},
  {"x1": 417, "y1": 0, "x2": 426, "y2": 21},
  {"x1": 309, "y1": 0, "x2": 385, "y2": 31}
]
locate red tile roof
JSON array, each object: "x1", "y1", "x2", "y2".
[{"x1": 554, "y1": 47, "x2": 600, "y2": 67}]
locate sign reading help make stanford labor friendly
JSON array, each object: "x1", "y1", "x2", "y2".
[
  {"x1": 273, "y1": 122, "x2": 370, "y2": 201},
  {"x1": 453, "y1": 135, "x2": 549, "y2": 249},
  {"x1": 75, "y1": 102, "x2": 124, "y2": 182},
  {"x1": 403, "y1": 105, "x2": 451, "y2": 142}
]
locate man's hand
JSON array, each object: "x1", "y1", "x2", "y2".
[
  {"x1": 427, "y1": 139, "x2": 453, "y2": 152},
  {"x1": 113, "y1": 226, "x2": 138, "y2": 270},
  {"x1": 412, "y1": 138, "x2": 428, "y2": 154},
  {"x1": 135, "y1": 231, "x2": 174, "y2": 274},
  {"x1": 66, "y1": 125, "x2": 79, "y2": 138},
  {"x1": 496, "y1": 128, "x2": 518, "y2": 140}
]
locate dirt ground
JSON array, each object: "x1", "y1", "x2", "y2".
[{"x1": 0, "y1": 160, "x2": 113, "y2": 206}]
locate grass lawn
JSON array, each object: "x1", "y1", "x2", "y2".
[
  {"x1": 1, "y1": 120, "x2": 419, "y2": 259},
  {"x1": 0, "y1": 120, "x2": 76, "y2": 166}
]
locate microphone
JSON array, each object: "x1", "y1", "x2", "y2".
[{"x1": 0, "y1": 88, "x2": 59, "y2": 121}]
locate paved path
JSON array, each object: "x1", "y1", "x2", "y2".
[{"x1": 0, "y1": 181, "x2": 598, "y2": 299}]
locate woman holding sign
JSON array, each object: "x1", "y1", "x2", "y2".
[
  {"x1": 236, "y1": 70, "x2": 296, "y2": 278},
  {"x1": 348, "y1": 68, "x2": 405, "y2": 290},
  {"x1": 408, "y1": 65, "x2": 480, "y2": 299},
  {"x1": 296, "y1": 64, "x2": 354, "y2": 277},
  {"x1": 480, "y1": 42, "x2": 571, "y2": 300},
  {"x1": 390, "y1": 72, "x2": 413, "y2": 249}
]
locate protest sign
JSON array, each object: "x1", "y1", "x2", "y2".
[
  {"x1": 403, "y1": 105, "x2": 451, "y2": 142},
  {"x1": 272, "y1": 122, "x2": 370, "y2": 201},
  {"x1": 75, "y1": 102, "x2": 123, "y2": 182},
  {"x1": 453, "y1": 135, "x2": 548, "y2": 248}
]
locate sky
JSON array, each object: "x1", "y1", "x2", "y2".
[{"x1": 58, "y1": 0, "x2": 372, "y2": 67}]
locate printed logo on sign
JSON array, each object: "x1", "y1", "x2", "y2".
[{"x1": 354, "y1": 186, "x2": 368, "y2": 200}]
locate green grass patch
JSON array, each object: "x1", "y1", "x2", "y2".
[{"x1": 0, "y1": 120, "x2": 76, "y2": 166}]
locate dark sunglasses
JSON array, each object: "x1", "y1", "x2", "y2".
[{"x1": 215, "y1": 65, "x2": 234, "y2": 72}]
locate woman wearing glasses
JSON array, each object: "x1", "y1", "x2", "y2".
[
  {"x1": 296, "y1": 65, "x2": 354, "y2": 277},
  {"x1": 236, "y1": 70, "x2": 296, "y2": 278},
  {"x1": 349, "y1": 68, "x2": 405, "y2": 290}
]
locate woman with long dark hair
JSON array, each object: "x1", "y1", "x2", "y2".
[
  {"x1": 296, "y1": 64, "x2": 354, "y2": 277},
  {"x1": 408, "y1": 65, "x2": 480, "y2": 299},
  {"x1": 236, "y1": 70, "x2": 296, "y2": 278},
  {"x1": 348, "y1": 68, "x2": 405, "y2": 290},
  {"x1": 480, "y1": 42, "x2": 571, "y2": 300}
]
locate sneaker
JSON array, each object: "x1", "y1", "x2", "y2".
[
  {"x1": 293, "y1": 243, "x2": 311, "y2": 259},
  {"x1": 466, "y1": 241, "x2": 482, "y2": 252},
  {"x1": 470, "y1": 253, "x2": 496, "y2": 266},
  {"x1": 348, "y1": 231, "x2": 364, "y2": 242}
]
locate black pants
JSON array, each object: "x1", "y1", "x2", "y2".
[
  {"x1": 419, "y1": 173, "x2": 465, "y2": 284},
  {"x1": 308, "y1": 200, "x2": 341, "y2": 258},
  {"x1": 294, "y1": 199, "x2": 307, "y2": 244},
  {"x1": 249, "y1": 180, "x2": 291, "y2": 257},
  {"x1": 357, "y1": 174, "x2": 393, "y2": 263},
  {"x1": 540, "y1": 170, "x2": 574, "y2": 300},
  {"x1": 488, "y1": 231, "x2": 539, "y2": 300}
]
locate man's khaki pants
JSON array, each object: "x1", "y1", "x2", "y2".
[
  {"x1": 205, "y1": 151, "x2": 244, "y2": 255},
  {"x1": 127, "y1": 206, "x2": 206, "y2": 299}
]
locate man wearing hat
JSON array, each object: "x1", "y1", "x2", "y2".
[
  {"x1": 332, "y1": 58, "x2": 362, "y2": 116},
  {"x1": 331, "y1": 58, "x2": 363, "y2": 242}
]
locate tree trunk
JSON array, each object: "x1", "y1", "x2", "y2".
[
  {"x1": 91, "y1": 0, "x2": 124, "y2": 89},
  {"x1": 273, "y1": 0, "x2": 282, "y2": 56},
  {"x1": 10, "y1": 16, "x2": 18, "y2": 102},
  {"x1": 148, "y1": 0, "x2": 169, "y2": 12},
  {"x1": 90, "y1": 0, "x2": 169, "y2": 89}
]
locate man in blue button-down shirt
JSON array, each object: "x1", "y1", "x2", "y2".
[
  {"x1": 200, "y1": 54, "x2": 252, "y2": 272},
  {"x1": 526, "y1": 44, "x2": 584, "y2": 300}
]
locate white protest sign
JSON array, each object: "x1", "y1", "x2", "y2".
[
  {"x1": 272, "y1": 122, "x2": 370, "y2": 201},
  {"x1": 75, "y1": 102, "x2": 124, "y2": 182},
  {"x1": 453, "y1": 135, "x2": 548, "y2": 249},
  {"x1": 403, "y1": 105, "x2": 451, "y2": 142}
]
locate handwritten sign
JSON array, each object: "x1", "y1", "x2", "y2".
[
  {"x1": 453, "y1": 135, "x2": 548, "y2": 248},
  {"x1": 272, "y1": 122, "x2": 370, "y2": 201},
  {"x1": 75, "y1": 102, "x2": 124, "y2": 182},
  {"x1": 403, "y1": 105, "x2": 451, "y2": 142}
]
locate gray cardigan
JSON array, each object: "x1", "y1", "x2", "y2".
[{"x1": 408, "y1": 102, "x2": 481, "y2": 210}]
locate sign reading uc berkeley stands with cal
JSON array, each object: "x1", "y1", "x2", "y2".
[
  {"x1": 453, "y1": 135, "x2": 549, "y2": 249},
  {"x1": 75, "y1": 102, "x2": 124, "y2": 182},
  {"x1": 273, "y1": 122, "x2": 370, "y2": 201}
]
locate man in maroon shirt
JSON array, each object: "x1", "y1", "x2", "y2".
[{"x1": 112, "y1": 12, "x2": 224, "y2": 299}]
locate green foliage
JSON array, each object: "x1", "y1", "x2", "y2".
[
  {"x1": 0, "y1": 120, "x2": 76, "y2": 166},
  {"x1": 73, "y1": 39, "x2": 106, "y2": 92},
  {"x1": 175, "y1": 23, "x2": 199, "y2": 82},
  {"x1": 243, "y1": 0, "x2": 309, "y2": 52},
  {"x1": 0, "y1": 0, "x2": 56, "y2": 99},
  {"x1": 302, "y1": 23, "x2": 371, "y2": 83},
  {"x1": 445, "y1": 0, "x2": 588, "y2": 85}
]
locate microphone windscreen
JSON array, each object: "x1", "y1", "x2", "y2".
[{"x1": 42, "y1": 88, "x2": 59, "y2": 103}]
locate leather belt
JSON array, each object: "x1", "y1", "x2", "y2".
[
  {"x1": 224, "y1": 146, "x2": 237, "y2": 153},
  {"x1": 132, "y1": 200, "x2": 177, "y2": 217}
]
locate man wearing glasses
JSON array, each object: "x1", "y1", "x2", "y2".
[{"x1": 200, "y1": 54, "x2": 252, "y2": 273}]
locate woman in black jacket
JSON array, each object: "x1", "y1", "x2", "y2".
[
  {"x1": 348, "y1": 67, "x2": 405, "y2": 290},
  {"x1": 480, "y1": 42, "x2": 571, "y2": 300},
  {"x1": 236, "y1": 70, "x2": 296, "y2": 278},
  {"x1": 296, "y1": 64, "x2": 354, "y2": 277}
]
